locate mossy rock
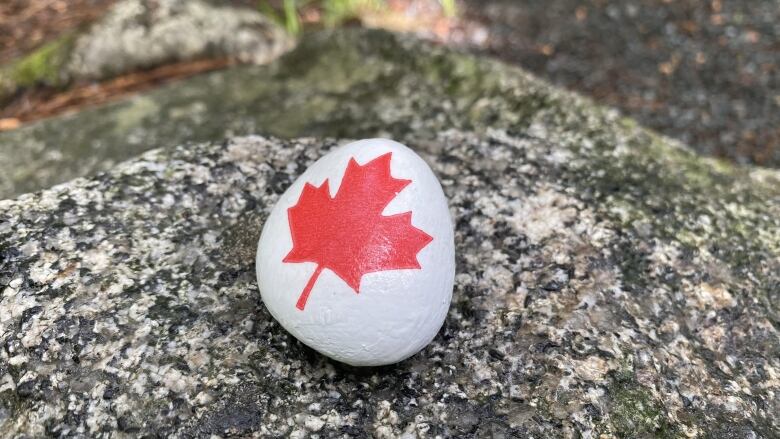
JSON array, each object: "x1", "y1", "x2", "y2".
[{"x1": 1, "y1": 28, "x2": 757, "y2": 199}]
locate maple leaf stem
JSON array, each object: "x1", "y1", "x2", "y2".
[{"x1": 296, "y1": 265, "x2": 324, "y2": 311}]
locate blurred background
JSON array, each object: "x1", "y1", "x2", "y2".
[{"x1": 1, "y1": 0, "x2": 778, "y2": 165}]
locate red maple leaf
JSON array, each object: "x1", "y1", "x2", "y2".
[{"x1": 284, "y1": 152, "x2": 433, "y2": 310}]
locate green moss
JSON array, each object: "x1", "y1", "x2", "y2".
[
  {"x1": 112, "y1": 97, "x2": 161, "y2": 134},
  {"x1": 2, "y1": 35, "x2": 74, "y2": 89},
  {"x1": 0, "y1": 389, "x2": 22, "y2": 430},
  {"x1": 604, "y1": 361, "x2": 679, "y2": 438},
  {"x1": 609, "y1": 383, "x2": 677, "y2": 438},
  {"x1": 561, "y1": 114, "x2": 780, "y2": 306}
]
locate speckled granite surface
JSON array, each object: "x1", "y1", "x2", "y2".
[{"x1": 1, "y1": 128, "x2": 779, "y2": 436}]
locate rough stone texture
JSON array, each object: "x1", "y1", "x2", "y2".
[
  {"x1": 66, "y1": 0, "x2": 293, "y2": 80},
  {"x1": 1, "y1": 29, "x2": 780, "y2": 437},
  {"x1": 2, "y1": 130, "x2": 779, "y2": 437}
]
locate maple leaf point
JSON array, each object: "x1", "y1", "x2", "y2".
[{"x1": 284, "y1": 152, "x2": 433, "y2": 310}]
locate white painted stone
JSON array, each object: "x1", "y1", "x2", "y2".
[{"x1": 256, "y1": 139, "x2": 455, "y2": 366}]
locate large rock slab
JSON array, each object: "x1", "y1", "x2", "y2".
[
  {"x1": 0, "y1": 28, "x2": 733, "y2": 198},
  {"x1": 1, "y1": 131, "x2": 779, "y2": 437}
]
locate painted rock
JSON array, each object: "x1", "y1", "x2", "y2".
[{"x1": 256, "y1": 139, "x2": 455, "y2": 366}]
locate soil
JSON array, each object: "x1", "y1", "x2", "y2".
[
  {"x1": 0, "y1": 0, "x2": 117, "y2": 63},
  {"x1": 460, "y1": 0, "x2": 780, "y2": 166}
]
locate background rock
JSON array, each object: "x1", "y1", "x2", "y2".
[
  {"x1": 0, "y1": 0, "x2": 291, "y2": 109},
  {"x1": 65, "y1": 0, "x2": 293, "y2": 80},
  {"x1": 0, "y1": 28, "x2": 741, "y2": 198}
]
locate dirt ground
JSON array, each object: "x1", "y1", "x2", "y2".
[
  {"x1": 461, "y1": 0, "x2": 780, "y2": 166},
  {"x1": 0, "y1": 0, "x2": 117, "y2": 63}
]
